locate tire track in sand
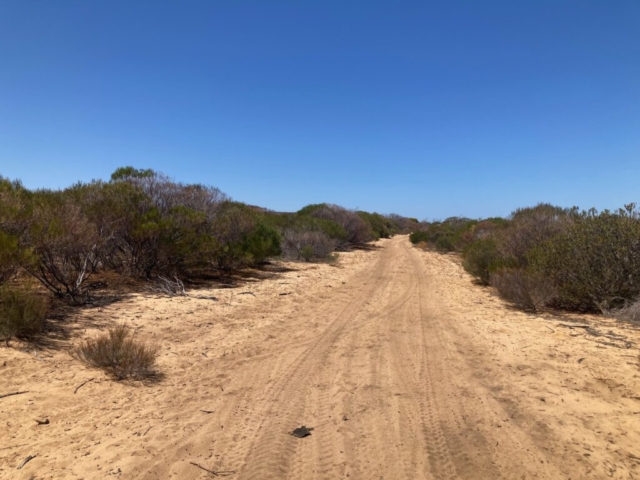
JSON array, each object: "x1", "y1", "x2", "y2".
[{"x1": 234, "y1": 249, "x2": 392, "y2": 479}]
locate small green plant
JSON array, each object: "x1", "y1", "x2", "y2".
[
  {"x1": 0, "y1": 287, "x2": 48, "y2": 345},
  {"x1": 72, "y1": 324, "x2": 159, "y2": 380},
  {"x1": 300, "y1": 245, "x2": 314, "y2": 261}
]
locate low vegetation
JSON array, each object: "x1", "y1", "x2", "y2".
[
  {"x1": 72, "y1": 324, "x2": 159, "y2": 380},
  {"x1": 0, "y1": 167, "x2": 415, "y2": 381},
  {"x1": 0, "y1": 286, "x2": 49, "y2": 345},
  {"x1": 411, "y1": 203, "x2": 640, "y2": 316}
]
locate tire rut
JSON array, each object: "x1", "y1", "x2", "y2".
[{"x1": 235, "y1": 250, "x2": 392, "y2": 480}]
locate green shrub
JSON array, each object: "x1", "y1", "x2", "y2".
[
  {"x1": 462, "y1": 239, "x2": 501, "y2": 285},
  {"x1": 529, "y1": 204, "x2": 640, "y2": 311},
  {"x1": 358, "y1": 211, "x2": 395, "y2": 239},
  {"x1": 300, "y1": 245, "x2": 314, "y2": 261},
  {"x1": 409, "y1": 231, "x2": 429, "y2": 244},
  {"x1": 240, "y1": 222, "x2": 282, "y2": 263},
  {"x1": 434, "y1": 236, "x2": 456, "y2": 252},
  {"x1": 410, "y1": 218, "x2": 477, "y2": 252},
  {"x1": 72, "y1": 324, "x2": 159, "y2": 380},
  {"x1": 0, "y1": 231, "x2": 24, "y2": 284},
  {"x1": 299, "y1": 203, "x2": 373, "y2": 246},
  {"x1": 0, "y1": 287, "x2": 48, "y2": 345}
]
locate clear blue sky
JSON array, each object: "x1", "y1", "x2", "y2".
[{"x1": 1, "y1": 1, "x2": 638, "y2": 220}]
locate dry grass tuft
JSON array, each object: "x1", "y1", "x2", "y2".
[{"x1": 72, "y1": 324, "x2": 159, "y2": 380}]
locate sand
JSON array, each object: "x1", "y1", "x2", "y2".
[{"x1": 2, "y1": 236, "x2": 640, "y2": 479}]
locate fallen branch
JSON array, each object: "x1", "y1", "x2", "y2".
[
  {"x1": 558, "y1": 324, "x2": 591, "y2": 329},
  {"x1": 189, "y1": 462, "x2": 235, "y2": 477},
  {"x1": 192, "y1": 294, "x2": 218, "y2": 301},
  {"x1": 238, "y1": 292, "x2": 255, "y2": 296},
  {"x1": 74, "y1": 378, "x2": 94, "y2": 394},
  {"x1": 148, "y1": 276, "x2": 187, "y2": 297},
  {"x1": 17, "y1": 455, "x2": 36, "y2": 470},
  {"x1": 0, "y1": 391, "x2": 28, "y2": 400}
]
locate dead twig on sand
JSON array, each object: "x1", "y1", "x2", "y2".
[
  {"x1": 17, "y1": 455, "x2": 36, "y2": 470},
  {"x1": 558, "y1": 324, "x2": 591, "y2": 329},
  {"x1": 189, "y1": 462, "x2": 235, "y2": 477},
  {"x1": 238, "y1": 292, "x2": 255, "y2": 296},
  {"x1": 200, "y1": 410, "x2": 215, "y2": 414},
  {"x1": 0, "y1": 391, "x2": 28, "y2": 400},
  {"x1": 192, "y1": 294, "x2": 218, "y2": 301},
  {"x1": 74, "y1": 378, "x2": 94, "y2": 394}
]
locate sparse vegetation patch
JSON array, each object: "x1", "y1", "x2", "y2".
[{"x1": 72, "y1": 325, "x2": 159, "y2": 380}]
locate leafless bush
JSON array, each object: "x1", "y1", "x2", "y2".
[
  {"x1": 148, "y1": 276, "x2": 187, "y2": 297},
  {"x1": 25, "y1": 201, "x2": 100, "y2": 304},
  {"x1": 490, "y1": 269, "x2": 556, "y2": 312},
  {"x1": 0, "y1": 287, "x2": 49, "y2": 345},
  {"x1": 611, "y1": 299, "x2": 640, "y2": 322},
  {"x1": 282, "y1": 229, "x2": 337, "y2": 261},
  {"x1": 72, "y1": 325, "x2": 159, "y2": 380}
]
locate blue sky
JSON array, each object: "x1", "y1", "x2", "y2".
[{"x1": 1, "y1": 1, "x2": 638, "y2": 219}]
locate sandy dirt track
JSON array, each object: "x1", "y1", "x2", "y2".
[{"x1": 3, "y1": 236, "x2": 640, "y2": 479}]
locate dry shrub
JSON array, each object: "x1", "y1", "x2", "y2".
[
  {"x1": 305, "y1": 204, "x2": 373, "y2": 245},
  {"x1": 612, "y1": 299, "x2": 640, "y2": 323},
  {"x1": 72, "y1": 325, "x2": 159, "y2": 380},
  {"x1": 498, "y1": 204, "x2": 572, "y2": 268},
  {"x1": 530, "y1": 204, "x2": 640, "y2": 311},
  {"x1": 490, "y1": 269, "x2": 556, "y2": 312},
  {"x1": 26, "y1": 200, "x2": 100, "y2": 304},
  {"x1": 0, "y1": 287, "x2": 48, "y2": 345},
  {"x1": 282, "y1": 230, "x2": 337, "y2": 261}
]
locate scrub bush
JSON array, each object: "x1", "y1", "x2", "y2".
[
  {"x1": 0, "y1": 286, "x2": 48, "y2": 345},
  {"x1": 530, "y1": 204, "x2": 640, "y2": 311},
  {"x1": 462, "y1": 239, "x2": 501, "y2": 285},
  {"x1": 72, "y1": 324, "x2": 159, "y2": 380},
  {"x1": 489, "y1": 269, "x2": 556, "y2": 312}
]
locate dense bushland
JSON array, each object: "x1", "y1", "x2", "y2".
[
  {"x1": 412, "y1": 203, "x2": 640, "y2": 316},
  {"x1": 409, "y1": 217, "x2": 480, "y2": 252},
  {"x1": 0, "y1": 168, "x2": 413, "y2": 350},
  {"x1": 529, "y1": 205, "x2": 640, "y2": 311}
]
